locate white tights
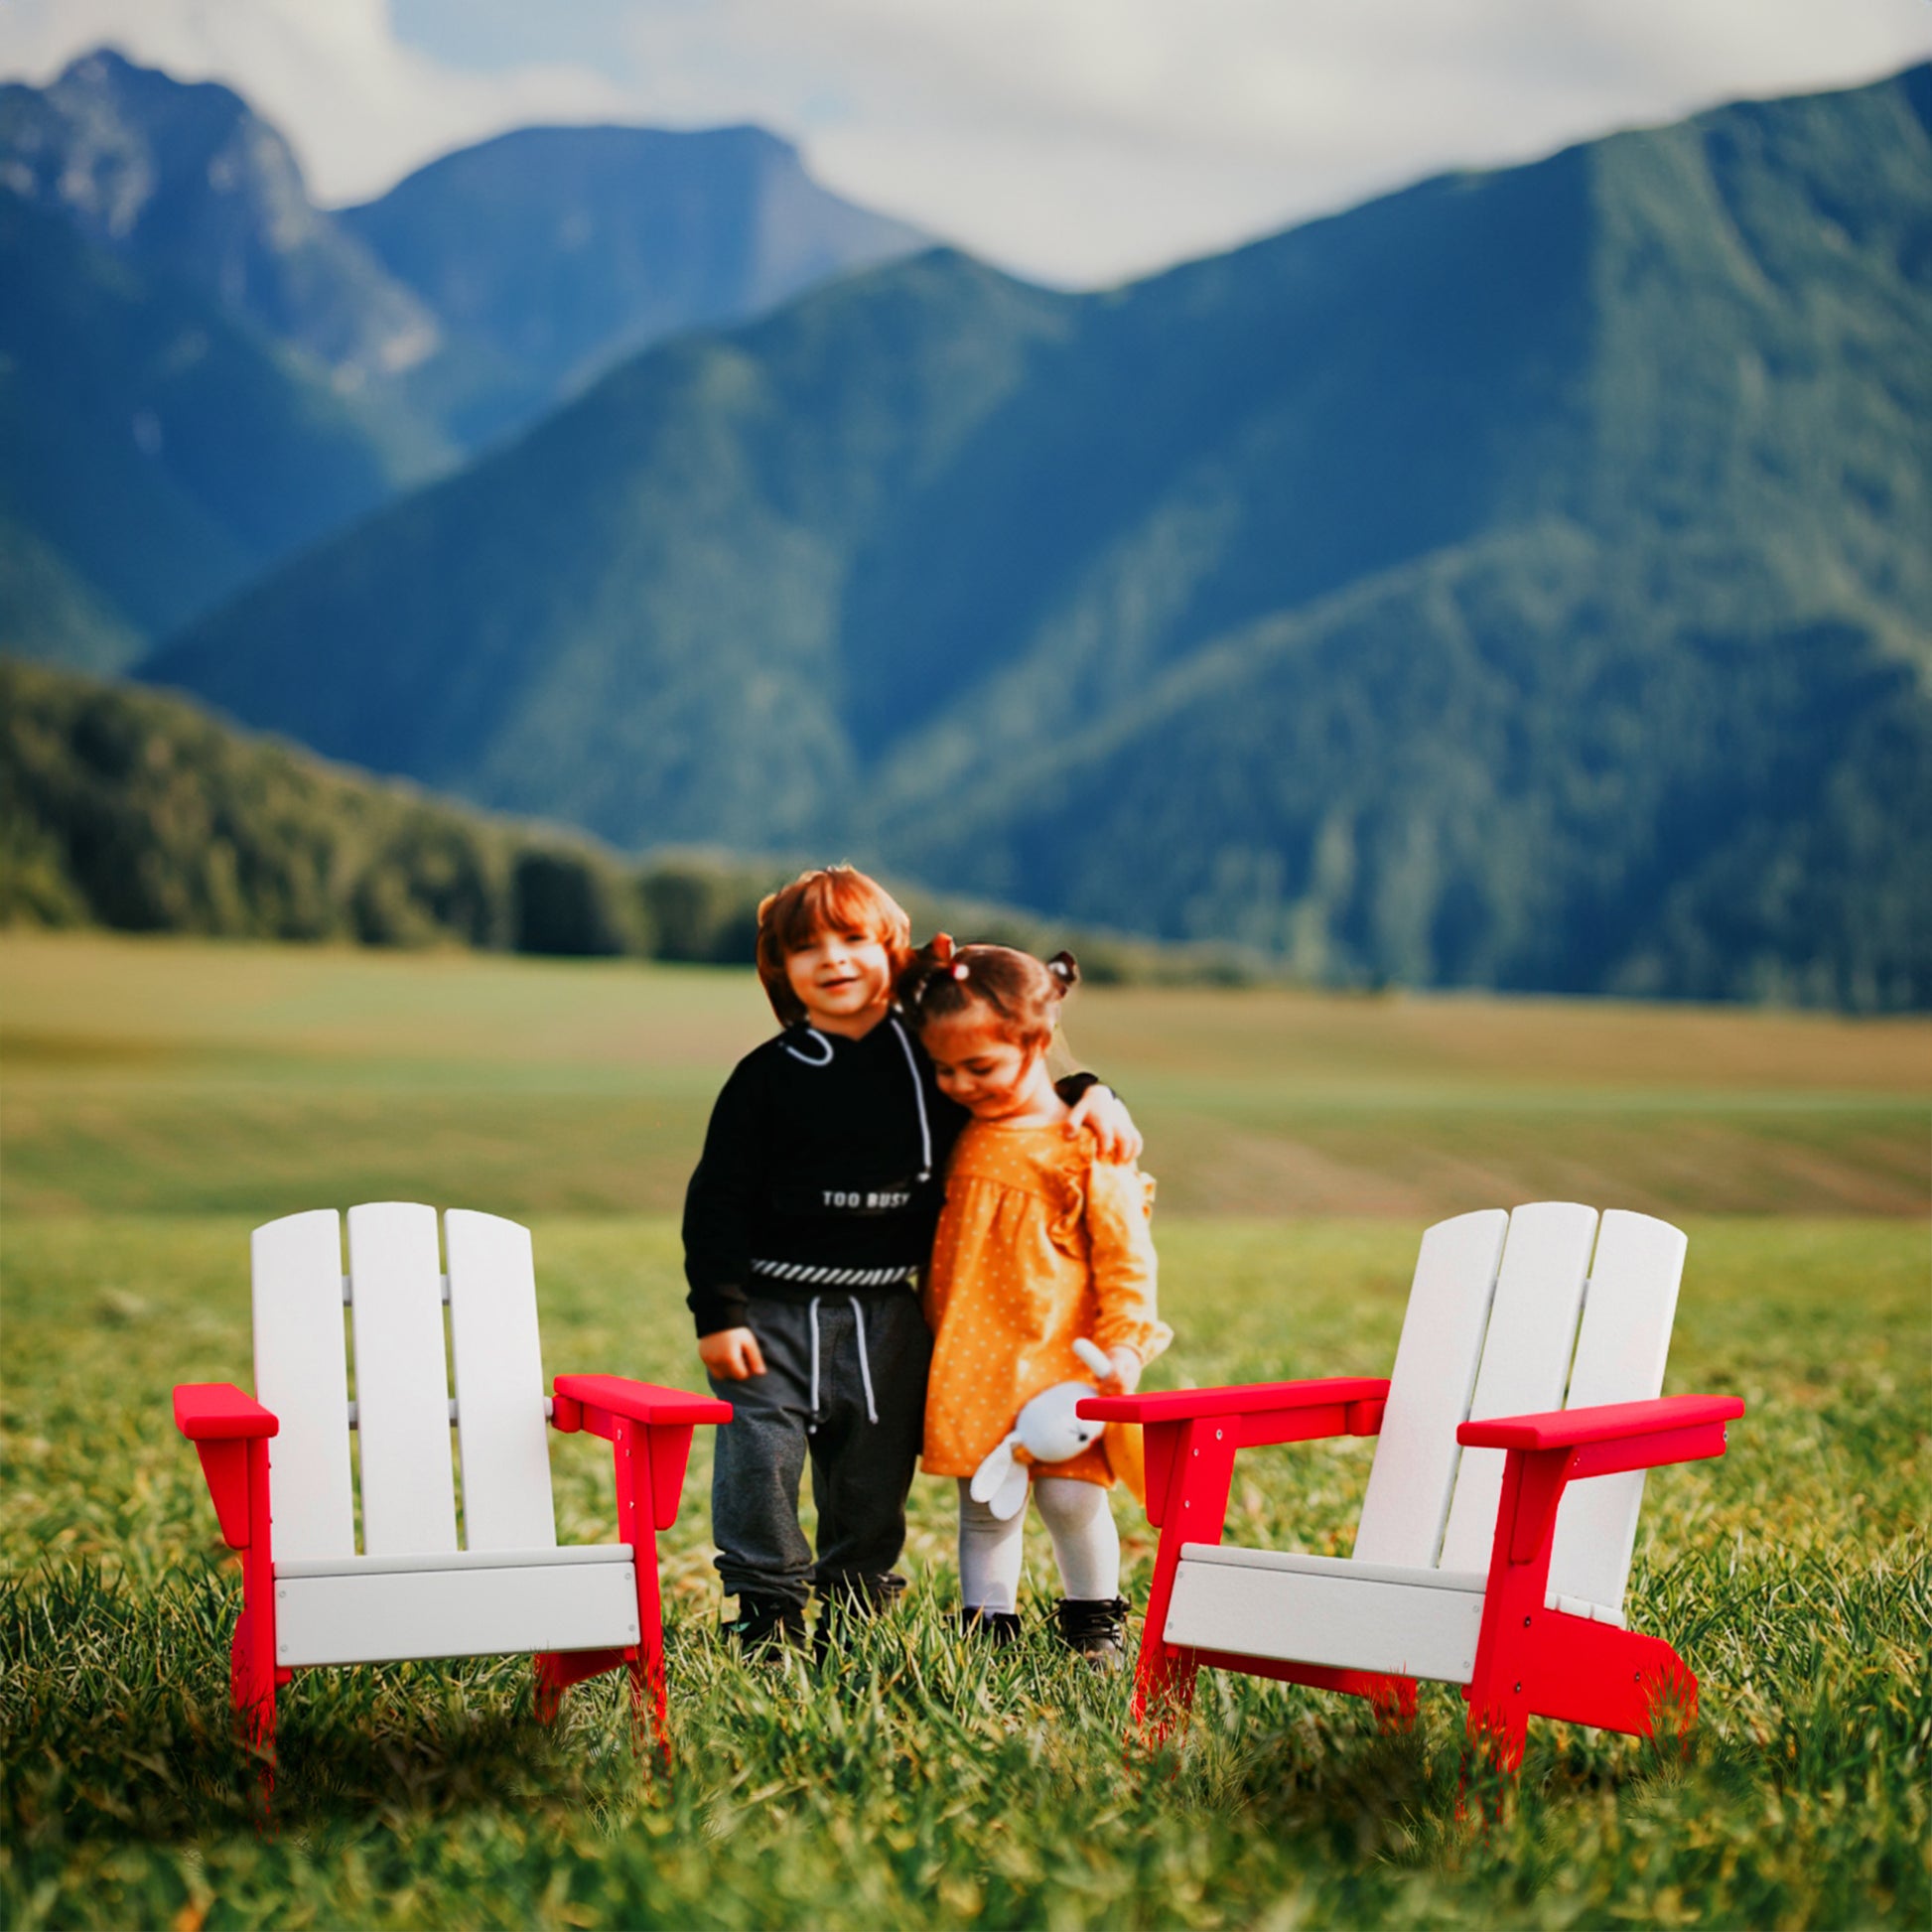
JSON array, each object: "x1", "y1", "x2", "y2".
[{"x1": 956, "y1": 1476, "x2": 1121, "y2": 1610}]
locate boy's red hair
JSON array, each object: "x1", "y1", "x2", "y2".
[{"x1": 756, "y1": 865, "x2": 913, "y2": 1026}]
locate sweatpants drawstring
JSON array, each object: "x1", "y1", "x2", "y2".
[
  {"x1": 806, "y1": 1294, "x2": 822, "y2": 1434},
  {"x1": 849, "y1": 1295, "x2": 880, "y2": 1425},
  {"x1": 804, "y1": 1293, "x2": 879, "y2": 1430}
]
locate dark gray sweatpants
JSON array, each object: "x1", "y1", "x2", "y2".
[{"x1": 707, "y1": 1289, "x2": 931, "y2": 1608}]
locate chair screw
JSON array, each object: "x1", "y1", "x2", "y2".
[{"x1": 1522, "y1": 1615, "x2": 1531, "y2": 1627}]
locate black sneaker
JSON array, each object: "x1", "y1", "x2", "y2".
[
  {"x1": 1053, "y1": 1595, "x2": 1130, "y2": 1666},
  {"x1": 958, "y1": 1607, "x2": 1024, "y2": 1645},
  {"x1": 724, "y1": 1592, "x2": 807, "y2": 1654}
]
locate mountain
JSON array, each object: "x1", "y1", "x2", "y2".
[
  {"x1": 340, "y1": 124, "x2": 928, "y2": 447},
  {"x1": 0, "y1": 185, "x2": 436, "y2": 672},
  {"x1": 0, "y1": 49, "x2": 460, "y2": 668},
  {"x1": 143, "y1": 69, "x2": 1932, "y2": 1007},
  {"x1": 0, "y1": 48, "x2": 448, "y2": 400},
  {"x1": 0, "y1": 49, "x2": 935, "y2": 663}
]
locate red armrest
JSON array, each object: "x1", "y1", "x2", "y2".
[
  {"x1": 1079, "y1": 1377, "x2": 1389, "y2": 1426},
  {"x1": 551, "y1": 1374, "x2": 732, "y2": 1429},
  {"x1": 1457, "y1": 1393, "x2": 1744, "y2": 1451},
  {"x1": 552, "y1": 1375, "x2": 731, "y2": 1534},
  {"x1": 174, "y1": 1383, "x2": 279, "y2": 1441}
]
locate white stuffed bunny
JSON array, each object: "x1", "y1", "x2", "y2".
[{"x1": 968, "y1": 1337, "x2": 1118, "y2": 1521}]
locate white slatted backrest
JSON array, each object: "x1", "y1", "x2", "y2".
[
  {"x1": 252, "y1": 1209, "x2": 355, "y2": 1561},
  {"x1": 446, "y1": 1210, "x2": 557, "y2": 1553},
  {"x1": 1437, "y1": 1202, "x2": 1597, "y2": 1573},
  {"x1": 1546, "y1": 1210, "x2": 1687, "y2": 1615},
  {"x1": 346, "y1": 1202, "x2": 459, "y2": 1557},
  {"x1": 1352, "y1": 1209, "x2": 1509, "y2": 1568}
]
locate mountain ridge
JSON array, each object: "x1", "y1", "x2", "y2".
[
  {"x1": 138, "y1": 64, "x2": 1932, "y2": 1006},
  {"x1": 0, "y1": 47, "x2": 935, "y2": 664}
]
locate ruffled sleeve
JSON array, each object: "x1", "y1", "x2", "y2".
[{"x1": 1085, "y1": 1159, "x2": 1171, "y2": 1365}]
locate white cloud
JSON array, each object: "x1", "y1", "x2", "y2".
[{"x1": 3, "y1": 0, "x2": 1928, "y2": 281}]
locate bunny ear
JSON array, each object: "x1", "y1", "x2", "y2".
[
  {"x1": 987, "y1": 1459, "x2": 1031, "y2": 1521},
  {"x1": 969, "y1": 1435, "x2": 1018, "y2": 1506}
]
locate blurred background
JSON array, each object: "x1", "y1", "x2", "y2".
[
  {"x1": 1, "y1": 0, "x2": 1928, "y2": 1226},
  {"x1": 4, "y1": 2, "x2": 1931, "y2": 1008}
]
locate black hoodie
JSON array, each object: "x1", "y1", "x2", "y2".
[{"x1": 682, "y1": 1016, "x2": 963, "y2": 1336}]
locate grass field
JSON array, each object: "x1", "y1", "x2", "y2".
[
  {"x1": 4, "y1": 932, "x2": 1926, "y2": 1219},
  {"x1": 2, "y1": 933, "x2": 1928, "y2": 1928}
]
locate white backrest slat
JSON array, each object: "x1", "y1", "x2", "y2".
[
  {"x1": 346, "y1": 1202, "x2": 459, "y2": 1557},
  {"x1": 1352, "y1": 1209, "x2": 1509, "y2": 1568},
  {"x1": 446, "y1": 1210, "x2": 557, "y2": 1553},
  {"x1": 1437, "y1": 1202, "x2": 1597, "y2": 1572},
  {"x1": 1547, "y1": 1210, "x2": 1688, "y2": 1614},
  {"x1": 252, "y1": 1209, "x2": 355, "y2": 1562}
]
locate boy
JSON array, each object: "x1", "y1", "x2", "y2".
[{"x1": 683, "y1": 865, "x2": 1140, "y2": 1648}]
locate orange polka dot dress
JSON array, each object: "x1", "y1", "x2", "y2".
[{"x1": 922, "y1": 1122, "x2": 1170, "y2": 1488}]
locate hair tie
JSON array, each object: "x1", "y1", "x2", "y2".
[{"x1": 951, "y1": 961, "x2": 969, "y2": 980}]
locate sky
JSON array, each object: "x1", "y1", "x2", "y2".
[{"x1": 4, "y1": 0, "x2": 1929, "y2": 287}]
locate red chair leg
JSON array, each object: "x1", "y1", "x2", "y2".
[
  {"x1": 233, "y1": 1436, "x2": 278, "y2": 1808},
  {"x1": 611, "y1": 1417, "x2": 673, "y2": 1767},
  {"x1": 1369, "y1": 1674, "x2": 1419, "y2": 1733},
  {"x1": 230, "y1": 1605, "x2": 277, "y2": 1751},
  {"x1": 1129, "y1": 1418, "x2": 1238, "y2": 1747},
  {"x1": 627, "y1": 1645, "x2": 670, "y2": 1767},
  {"x1": 534, "y1": 1648, "x2": 626, "y2": 1723}
]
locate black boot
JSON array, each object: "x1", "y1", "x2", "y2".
[
  {"x1": 723, "y1": 1592, "x2": 807, "y2": 1654},
  {"x1": 1054, "y1": 1595, "x2": 1130, "y2": 1666},
  {"x1": 958, "y1": 1607, "x2": 1024, "y2": 1645}
]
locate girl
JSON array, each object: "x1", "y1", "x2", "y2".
[{"x1": 899, "y1": 936, "x2": 1171, "y2": 1661}]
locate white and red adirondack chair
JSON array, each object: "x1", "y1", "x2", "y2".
[
  {"x1": 172, "y1": 1204, "x2": 730, "y2": 1763},
  {"x1": 1081, "y1": 1204, "x2": 1744, "y2": 1773}
]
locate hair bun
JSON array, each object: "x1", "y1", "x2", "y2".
[{"x1": 1046, "y1": 950, "x2": 1080, "y2": 988}]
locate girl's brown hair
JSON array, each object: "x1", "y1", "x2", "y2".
[
  {"x1": 897, "y1": 934, "x2": 1079, "y2": 1051},
  {"x1": 755, "y1": 865, "x2": 913, "y2": 1026}
]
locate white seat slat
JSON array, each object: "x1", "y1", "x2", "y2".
[
  {"x1": 1547, "y1": 1209, "x2": 1687, "y2": 1618},
  {"x1": 1352, "y1": 1209, "x2": 1508, "y2": 1568},
  {"x1": 1176, "y1": 1542, "x2": 1488, "y2": 1594},
  {"x1": 346, "y1": 1202, "x2": 459, "y2": 1557},
  {"x1": 446, "y1": 1210, "x2": 557, "y2": 1553},
  {"x1": 277, "y1": 1559, "x2": 641, "y2": 1668},
  {"x1": 276, "y1": 1543, "x2": 630, "y2": 1581},
  {"x1": 252, "y1": 1209, "x2": 355, "y2": 1563},
  {"x1": 1167, "y1": 1548, "x2": 1486, "y2": 1684},
  {"x1": 1437, "y1": 1202, "x2": 1597, "y2": 1573}
]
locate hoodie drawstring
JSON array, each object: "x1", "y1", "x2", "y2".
[{"x1": 888, "y1": 1015, "x2": 934, "y2": 1182}]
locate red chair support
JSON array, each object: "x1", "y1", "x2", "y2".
[
  {"x1": 175, "y1": 1374, "x2": 729, "y2": 1771},
  {"x1": 1456, "y1": 1394, "x2": 1743, "y2": 1772},
  {"x1": 1079, "y1": 1382, "x2": 1744, "y2": 1772},
  {"x1": 173, "y1": 1385, "x2": 281, "y2": 1757},
  {"x1": 546, "y1": 1375, "x2": 731, "y2": 1758},
  {"x1": 1080, "y1": 1379, "x2": 1401, "y2": 1736}
]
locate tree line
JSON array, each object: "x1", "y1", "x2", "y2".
[{"x1": 0, "y1": 656, "x2": 1249, "y2": 983}]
